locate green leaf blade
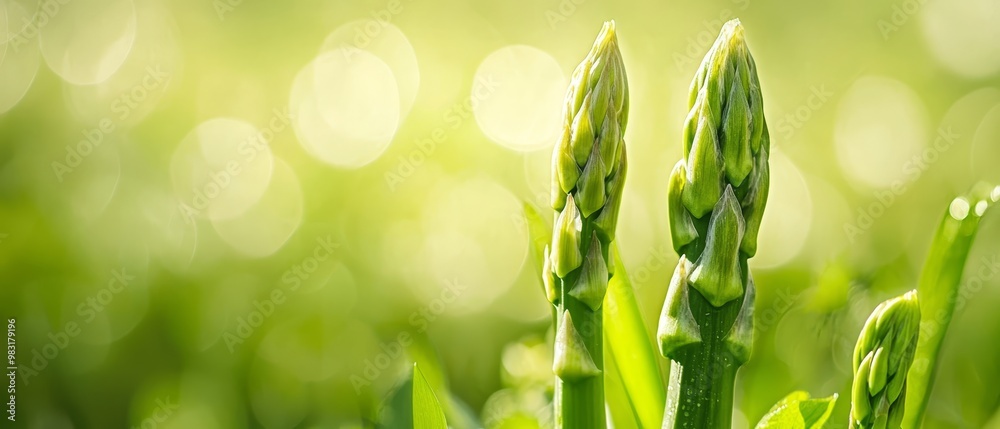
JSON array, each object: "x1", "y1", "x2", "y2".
[
  {"x1": 413, "y1": 363, "x2": 448, "y2": 429},
  {"x1": 903, "y1": 183, "x2": 999, "y2": 428},
  {"x1": 603, "y1": 244, "x2": 666, "y2": 429},
  {"x1": 754, "y1": 391, "x2": 838, "y2": 429}
]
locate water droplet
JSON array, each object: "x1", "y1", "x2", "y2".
[
  {"x1": 992, "y1": 185, "x2": 1000, "y2": 202},
  {"x1": 949, "y1": 197, "x2": 970, "y2": 220}
]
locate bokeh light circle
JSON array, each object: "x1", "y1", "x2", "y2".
[
  {"x1": 473, "y1": 45, "x2": 567, "y2": 152},
  {"x1": 170, "y1": 118, "x2": 275, "y2": 221},
  {"x1": 38, "y1": 0, "x2": 137, "y2": 85},
  {"x1": 753, "y1": 149, "x2": 812, "y2": 269},
  {"x1": 319, "y1": 20, "x2": 419, "y2": 117},
  {"x1": 920, "y1": 0, "x2": 1000, "y2": 78},
  {"x1": 290, "y1": 50, "x2": 400, "y2": 168},
  {"x1": 63, "y1": 0, "x2": 180, "y2": 126},
  {"x1": 313, "y1": 49, "x2": 400, "y2": 142},
  {"x1": 416, "y1": 177, "x2": 528, "y2": 314},
  {"x1": 211, "y1": 158, "x2": 304, "y2": 258},
  {"x1": 834, "y1": 76, "x2": 928, "y2": 189},
  {"x1": 0, "y1": 1, "x2": 40, "y2": 114}
]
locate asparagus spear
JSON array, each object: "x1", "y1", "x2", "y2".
[
  {"x1": 850, "y1": 291, "x2": 920, "y2": 429},
  {"x1": 657, "y1": 19, "x2": 769, "y2": 429},
  {"x1": 545, "y1": 20, "x2": 629, "y2": 429}
]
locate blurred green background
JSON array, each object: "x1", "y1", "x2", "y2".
[{"x1": 1, "y1": 0, "x2": 999, "y2": 427}]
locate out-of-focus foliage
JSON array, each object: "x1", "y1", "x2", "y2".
[
  {"x1": 754, "y1": 391, "x2": 837, "y2": 429},
  {"x1": 0, "y1": 0, "x2": 998, "y2": 427}
]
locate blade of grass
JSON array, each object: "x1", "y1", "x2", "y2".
[
  {"x1": 407, "y1": 333, "x2": 481, "y2": 428},
  {"x1": 604, "y1": 243, "x2": 667, "y2": 428},
  {"x1": 413, "y1": 363, "x2": 448, "y2": 429},
  {"x1": 903, "y1": 183, "x2": 1000, "y2": 428},
  {"x1": 604, "y1": 351, "x2": 641, "y2": 429}
]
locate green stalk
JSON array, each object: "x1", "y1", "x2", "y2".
[
  {"x1": 849, "y1": 291, "x2": 920, "y2": 429},
  {"x1": 544, "y1": 20, "x2": 629, "y2": 429},
  {"x1": 657, "y1": 19, "x2": 769, "y2": 429},
  {"x1": 902, "y1": 184, "x2": 998, "y2": 428}
]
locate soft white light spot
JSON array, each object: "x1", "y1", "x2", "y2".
[
  {"x1": 950, "y1": 197, "x2": 970, "y2": 220},
  {"x1": 834, "y1": 77, "x2": 928, "y2": 189},
  {"x1": 975, "y1": 200, "x2": 988, "y2": 217},
  {"x1": 920, "y1": 0, "x2": 1000, "y2": 78},
  {"x1": 38, "y1": 0, "x2": 137, "y2": 85},
  {"x1": 416, "y1": 178, "x2": 528, "y2": 314},
  {"x1": 314, "y1": 49, "x2": 399, "y2": 142},
  {"x1": 0, "y1": 1, "x2": 40, "y2": 114},
  {"x1": 473, "y1": 45, "x2": 567, "y2": 152},
  {"x1": 319, "y1": 20, "x2": 419, "y2": 118},
  {"x1": 64, "y1": 0, "x2": 179, "y2": 126},
  {"x1": 290, "y1": 50, "x2": 400, "y2": 168},
  {"x1": 211, "y1": 158, "x2": 303, "y2": 258},
  {"x1": 170, "y1": 118, "x2": 274, "y2": 221},
  {"x1": 754, "y1": 150, "x2": 812, "y2": 269}
]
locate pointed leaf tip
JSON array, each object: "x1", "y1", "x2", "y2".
[
  {"x1": 413, "y1": 364, "x2": 448, "y2": 429},
  {"x1": 553, "y1": 311, "x2": 601, "y2": 380}
]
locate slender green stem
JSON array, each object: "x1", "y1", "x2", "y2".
[
  {"x1": 663, "y1": 290, "x2": 741, "y2": 428},
  {"x1": 903, "y1": 184, "x2": 998, "y2": 428},
  {"x1": 557, "y1": 290, "x2": 605, "y2": 427}
]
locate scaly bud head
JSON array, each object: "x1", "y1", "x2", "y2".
[
  {"x1": 665, "y1": 19, "x2": 769, "y2": 308},
  {"x1": 682, "y1": 19, "x2": 767, "y2": 211},
  {"x1": 552, "y1": 20, "x2": 629, "y2": 224},
  {"x1": 549, "y1": 20, "x2": 629, "y2": 283},
  {"x1": 850, "y1": 291, "x2": 920, "y2": 429}
]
